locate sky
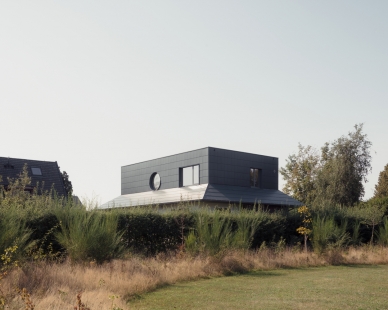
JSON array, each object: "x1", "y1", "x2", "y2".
[{"x1": 1, "y1": 1, "x2": 387, "y2": 204}]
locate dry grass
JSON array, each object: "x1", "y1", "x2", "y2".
[{"x1": 2, "y1": 246, "x2": 388, "y2": 309}]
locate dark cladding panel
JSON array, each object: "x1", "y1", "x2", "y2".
[
  {"x1": 121, "y1": 147, "x2": 279, "y2": 195},
  {"x1": 121, "y1": 148, "x2": 209, "y2": 195},
  {"x1": 208, "y1": 147, "x2": 278, "y2": 190}
]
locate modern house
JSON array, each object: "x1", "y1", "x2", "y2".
[
  {"x1": 0, "y1": 157, "x2": 68, "y2": 196},
  {"x1": 100, "y1": 147, "x2": 301, "y2": 209}
]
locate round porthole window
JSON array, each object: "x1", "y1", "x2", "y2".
[{"x1": 150, "y1": 173, "x2": 161, "y2": 191}]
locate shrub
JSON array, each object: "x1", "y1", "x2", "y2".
[
  {"x1": 311, "y1": 215, "x2": 349, "y2": 254},
  {"x1": 118, "y1": 208, "x2": 193, "y2": 255},
  {"x1": 0, "y1": 209, "x2": 33, "y2": 264},
  {"x1": 185, "y1": 208, "x2": 264, "y2": 256},
  {"x1": 376, "y1": 217, "x2": 388, "y2": 246},
  {"x1": 54, "y1": 207, "x2": 125, "y2": 264},
  {"x1": 230, "y1": 208, "x2": 263, "y2": 250},
  {"x1": 186, "y1": 210, "x2": 233, "y2": 256}
]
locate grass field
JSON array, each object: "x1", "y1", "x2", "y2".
[{"x1": 130, "y1": 265, "x2": 388, "y2": 310}]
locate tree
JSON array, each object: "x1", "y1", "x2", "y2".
[
  {"x1": 280, "y1": 124, "x2": 372, "y2": 207},
  {"x1": 356, "y1": 203, "x2": 386, "y2": 244},
  {"x1": 280, "y1": 144, "x2": 320, "y2": 205},
  {"x1": 296, "y1": 205, "x2": 312, "y2": 252},
  {"x1": 315, "y1": 124, "x2": 372, "y2": 206},
  {"x1": 374, "y1": 164, "x2": 388, "y2": 198},
  {"x1": 61, "y1": 171, "x2": 73, "y2": 196}
]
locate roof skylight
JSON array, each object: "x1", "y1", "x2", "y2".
[{"x1": 31, "y1": 167, "x2": 42, "y2": 176}]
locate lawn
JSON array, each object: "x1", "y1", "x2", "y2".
[{"x1": 130, "y1": 265, "x2": 388, "y2": 310}]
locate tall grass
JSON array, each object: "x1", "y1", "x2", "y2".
[
  {"x1": 311, "y1": 215, "x2": 349, "y2": 254},
  {"x1": 229, "y1": 208, "x2": 263, "y2": 250},
  {"x1": 186, "y1": 210, "x2": 233, "y2": 256},
  {"x1": 2, "y1": 247, "x2": 388, "y2": 309},
  {"x1": 185, "y1": 208, "x2": 263, "y2": 255},
  {"x1": 351, "y1": 220, "x2": 361, "y2": 245},
  {"x1": 376, "y1": 217, "x2": 388, "y2": 246},
  {"x1": 0, "y1": 209, "x2": 33, "y2": 262},
  {"x1": 54, "y1": 207, "x2": 125, "y2": 264}
]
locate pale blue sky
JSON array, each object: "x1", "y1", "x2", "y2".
[{"x1": 1, "y1": 1, "x2": 387, "y2": 204}]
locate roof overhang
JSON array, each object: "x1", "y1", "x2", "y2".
[
  {"x1": 99, "y1": 184, "x2": 208, "y2": 209},
  {"x1": 99, "y1": 184, "x2": 302, "y2": 209}
]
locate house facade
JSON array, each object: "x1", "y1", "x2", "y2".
[
  {"x1": 0, "y1": 157, "x2": 67, "y2": 196},
  {"x1": 100, "y1": 147, "x2": 301, "y2": 209}
]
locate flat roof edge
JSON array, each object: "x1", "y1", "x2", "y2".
[
  {"x1": 121, "y1": 146, "x2": 278, "y2": 168},
  {"x1": 121, "y1": 147, "x2": 210, "y2": 168}
]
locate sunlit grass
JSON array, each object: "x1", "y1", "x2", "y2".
[{"x1": 131, "y1": 265, "x2": 388, "y2": 310}]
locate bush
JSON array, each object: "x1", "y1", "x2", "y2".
[
  {"x1": 376, "y1": 217, "x2": 388, "y2": 246},
  {"x1": 54, "y1": 207, "x2": 125, "y2": 263},
  {"x1": 311, "y1": 215, "x2": 349, "y2": 254},
  {"x1": 231, "y1": 208, "x2": 263, "y2": 250},
  {"x1": 0, "y1": 209, "x2": 33, "y2": 264},
  {"x1": 118, "y1": 208, "x2": 194, "y2": 255},
  {"x1": 185, "y1": 208, "x2": 265, "y2": 256},
  {"x1": 187, "y1": 210, "x2": 233, "y2": 256}
]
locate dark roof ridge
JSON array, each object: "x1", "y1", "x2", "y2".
[{"x1": 0, "y1": 156, "x2": 57, "y2": 164}]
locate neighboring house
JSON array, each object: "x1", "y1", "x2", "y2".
[
  {"x1": 0, "y1": 157, "x2": 67, "y2": 196},
  {"x1": 100, "y1": 147, "x2": 302, "y2": 209}
]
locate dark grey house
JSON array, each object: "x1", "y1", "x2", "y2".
[
  {"x1": 0, "y1": 157, "x2": 67, "y2": 196},
  {"x1": 100, "y1": 147, "x2": 301, "y2": 209}
]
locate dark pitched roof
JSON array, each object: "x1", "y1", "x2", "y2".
[
  {"x1": 0, "y1": 157, "x2": 67, "y2": 196},
  {"x1": 203, "y1": 184, "x2": 302, "y2": 206}
]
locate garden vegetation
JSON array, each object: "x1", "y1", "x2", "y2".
[{"x1": 0, "y1": 124, "x2": 388, "y2": 309}]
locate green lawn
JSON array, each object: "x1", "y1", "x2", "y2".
[{"x1": 130, "y1": 265, "x2": 388, "y2": 310}]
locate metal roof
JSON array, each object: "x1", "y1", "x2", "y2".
[
  {"x1": 99, "y1": 184, "x2": 301, "y2": 209},
  {"x1": 203, "y1": 184, "x2": 302, "y2": 206},
  {"x1": 99, "y1": 184, "x2": 208, "y2": 208}
]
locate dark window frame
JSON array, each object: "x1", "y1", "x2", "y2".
[
  {"x1": 250, "y1": 168, "x2": 261, "y2": 188},
  {"x1": 149, "y1": 172, "x2": 161, "y2": 191},
  {"x1": 179, "y1": 164, "x2": 200, "y2": 187}
]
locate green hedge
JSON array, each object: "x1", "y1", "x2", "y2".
[
  {"x1": 118, "y1": 211, "x2": 194, "y2": 255},
  {"x1": 2, "y1": 203, "x2": 388, "y2": 259}
]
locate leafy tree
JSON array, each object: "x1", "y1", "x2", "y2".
[
  {"x1": 296, "y1": 205, "x2": 312, "y2": 252},
  {"x1": 281, "y1": 124, "x2": 372, "y2": 207},
  {"x1": 374, "y1": 164, "x2": 388, "y2": 198},
  {"x1": 315, "y1": 124, "x2": 372, "y2": 206},
  {"x1": 355, "y1": 203, "x2": 386, "y2": 244},
  {"x1": 280, "y1": 144, "x2": 320, "y2": 205},
  {"x1": 61, "y1": 171, "x2": 73, "y2": 196}
]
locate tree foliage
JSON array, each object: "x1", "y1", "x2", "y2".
[
  {"x1": 315, "y1": 124, "x2": 372, "y2": 206},
  {"x1": 0, "y1": 165, "x2": 33, "y2": 208},
  {"x1": 374, "y1": 164, "x2": 388, "y2": 198},
  {"x1": 280, "y1": 144, "x2": 320, "y2": 205},
  {"x1": 296, "y1": 206, "x2": 312, "y2": 252},
  {"x1": 61, "y1": 171, "x2": 73, "y2": 196},
  {"x1": 355, "y1": 202, "x2": 386, "y2": 244},
  {"x1": 281, "y1": 124, "x2": 372, "y2": 206}
]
